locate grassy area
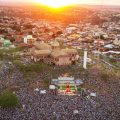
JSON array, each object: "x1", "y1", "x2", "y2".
[
  {"x1": 13, "y1": 60, "x2": 52, "y2": 83},
  {"x1": 13, "y1": 61, "x2": 51, "y2": 73},
  {"x1": 110, "y1": 60, "x2": 120, "y2": 69},
  {"x1": 1, "y1": 47, "x2": 27, "y2": 53},
  {"x1": 43, "y1": 79, "x2": 50, "y2": 87},
  {"x1": 0, "y1": 89, "x2": 19, "y2": 108},
  {"x1": 0, "y1": 47, "x2": 27, "y2": 60},
  {"x1": 89, "y1": 62, "x2": 120, "y2": 81},
  {"x1": 100, "y1": 72, "x2": 110, "y2": 82}
]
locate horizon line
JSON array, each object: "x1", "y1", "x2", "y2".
[{"x1": 0, "y1": 3, "x2": 120, "y2": 7}]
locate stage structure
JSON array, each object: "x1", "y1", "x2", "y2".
[{"x1": 51, "y1": 76, "x2": 83, "y2": 95}]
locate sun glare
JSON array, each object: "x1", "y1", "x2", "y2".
[{"x1": 34, "y1": 0, "x2": 79, "y2": 8}]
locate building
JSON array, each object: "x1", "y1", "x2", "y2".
[
  {"x1": 30, "y1": 41, "x2": 79, "y2": 65},
  {"x1": 30, "y1": 42, "x2": 52, "y2": 64},
  {"x1": 23, "y1": 35, "x2": 36, "y2": 45},
  {"x1": 3, "y1": 39, "x2": 12, "y2": 47}
]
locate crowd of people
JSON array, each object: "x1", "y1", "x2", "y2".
[
  {"x1": 0, "y1": 85, "x2": 119, "y2": 120},
  {"x1": 0, "y1": 62, "x2": 120, "y2": 120}
]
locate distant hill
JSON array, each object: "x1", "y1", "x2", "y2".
[
  {"x1": 29, "y1": 4, "x2": 93, "y2": 23},
  {"x1": 0, "y1": 3, "x2": 92, "y2": 23},
  {"x1": 0, "y1": 4, "x2": 112, "y2": 24}
]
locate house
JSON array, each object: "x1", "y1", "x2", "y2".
[
  {"x1": 0, "y1": 37, "x2": 12, "y2": 47},
  {"x1": 66, "y1": 27, "x2": 77, "y2": 34},
  {"x1": 23, "y1": 35, "x2": 36, "y2": 44},
  {"x1": 3, "y1": 39, "x2": 12, "y2": 47}
]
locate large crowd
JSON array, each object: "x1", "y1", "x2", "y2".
[
  {"x1": 0, "y1": 62, "x2": 120, "y2": 120},
  {"x1": 0, "y1": 86, "x2": 120, "y2": 120}
]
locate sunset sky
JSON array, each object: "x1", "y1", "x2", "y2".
[{"x1": 1, "y1": 0, "x2": 120, "y2": 6}]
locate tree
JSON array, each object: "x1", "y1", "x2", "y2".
[
  {"x1": 10, "y1": 37, "x2": 15, "y2": 43},
  {"x1": 0, "y1": 90, "x2": 19, "y2": 108}
]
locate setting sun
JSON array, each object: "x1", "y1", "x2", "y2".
[{"x1": 34, "y1": 0, "x2": 79, "y2": 8}]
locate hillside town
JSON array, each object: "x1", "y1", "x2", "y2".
[
  {"x1": 0, "y1": 6, "x2": 120, "y2": 62},
  {"x1": 0, "y1": 5, "x2": 120, "y2": 120}
]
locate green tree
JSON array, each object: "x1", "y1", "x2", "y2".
[{"x1": 0, "y1": 90, "x2": 19, "y2": 108}]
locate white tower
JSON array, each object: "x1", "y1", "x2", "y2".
[{"x1": 83, "y1": 49, "x2": 88, "y2": 69}]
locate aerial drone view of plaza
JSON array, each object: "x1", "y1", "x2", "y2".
[{"x1": 0, "y1": 0, "x2": 120, "y2": 120}]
